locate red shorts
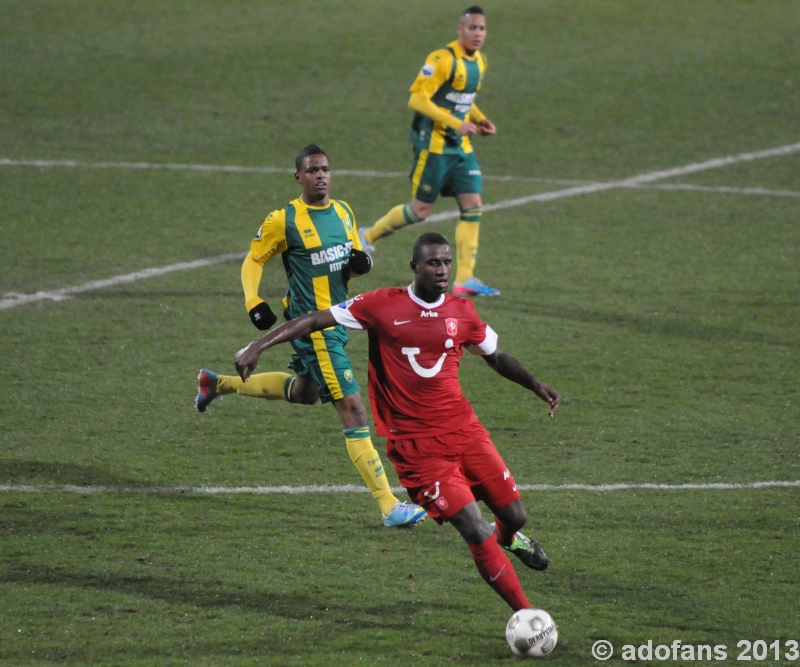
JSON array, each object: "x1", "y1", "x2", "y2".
[{"x1": 386, "y1": 421, "x2": 520, "y2": 524}]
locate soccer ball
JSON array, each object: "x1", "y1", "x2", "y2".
[{"x1": 505, "y1": 608, "x2": 558, "y2": 658}]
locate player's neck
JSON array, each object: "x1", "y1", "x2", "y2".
[
  {"x1": 456, "y1": 39, "x2": 477, "y2": 57},
  {"x1": 410, "y1": 282, "x2": 444, "y2": 305},
  {"x1": 301, "y1": 193, "x2": 330, "y2": 207}
]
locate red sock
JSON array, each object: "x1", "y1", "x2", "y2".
[
  {"x1": 468, "y1": 534, "x2": 530, "y2": 611},
  {"x1": 493, "y1": 517, "x2": 517, "y2": 547}
]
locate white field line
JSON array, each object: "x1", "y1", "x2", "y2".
[
  {"x1": 422, "y1": 141, "x2": 800, "y2": 222},
  {"x1": 0, "y1": 252, "x2": 246, "y2": 310},
  {"x1": 0, "y1": 157, "x2": 587, "y2": 185},
  {"x1": 6, "y1": 157, "x2": 799, "y2": 195},
  {"x1": 631, "y1": 183, "x2": 800, "y2": 198},
  {"x1": 3, "y1": 141, "x2": 799, "y2": 311},
  {"x1": 1, "y1": 480, "x2": 798, "y2": 495}
]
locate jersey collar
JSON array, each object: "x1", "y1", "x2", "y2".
[
  {"x1": 295, "y1": 196, "x2": 331, "y2": 211},
  {"x1": 407, "y1": 284, "x2": 446, "y2": 309},
  {"x1": 450, "y1": 39, "x2": 478, "y2": 61}
]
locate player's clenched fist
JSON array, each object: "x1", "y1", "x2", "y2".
[
  {"x1": 248, "y1": 300, "x2": 278, "y2": 330},
  {"x1": 348, "y1": 248, "x2": 372, "y2": 275}
]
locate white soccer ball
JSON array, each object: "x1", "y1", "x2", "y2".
[{"x1": 505, "y1": 608, "x2": 558, "y2": 658}]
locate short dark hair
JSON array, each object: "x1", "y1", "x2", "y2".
[
  {"x1": 412, "y1": 232, "x2": 450, "y2": 263},
  {"x1": 295, "y1": 144, "x2": 328, "y2": 172},
  {"x1": 461, "y1": 5, "x2": 484, "y2": 19}
]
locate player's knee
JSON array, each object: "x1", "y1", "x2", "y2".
[
  {"x1": 408, "y1": 201, "x2": 430, "y2": 223},
  {"x1": 291, "y1": 385, "x2": 319, "y2": 405},
  {"x1": 450, "y1": 503, "x2": 494, "y2": 545},
  {"x1": 513, "y1": 515, "x2": 527, "y2": 533},
  {"x1": 496, "y1": 499, "x2": 527, "y2": 532},
  {"x1": 507, "y1": 504, "x2": 527, "y2": 532}
]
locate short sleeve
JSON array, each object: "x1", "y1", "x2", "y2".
[
  {"x1": 409, "y1": 49, "x2": 453, "y2": 100},
  {"x1": 249, "y1": 209, "x2": 288, "y2": 264},
  {"x1": 456, "y1": 298, "x2": 498, "y2": 356},
  {"x1": 465, "y1": 325, "x2": 498, "y2": 356},
  {"x1": 330, "y1": 299, "x2": 365, "y2": 330},
  {"x1": 330, "y1": 290, "x2": 383, "y2": 330}
]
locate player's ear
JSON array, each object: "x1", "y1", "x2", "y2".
[{"x1": 410, "y1": 260, "x2": 418, "y2": 273}]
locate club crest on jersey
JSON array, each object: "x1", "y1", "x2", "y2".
[
  {"x1": 341, "y1": 215, "x2": 353, "y2": 234},
  {"x1": 445, "y1": 318, "x2": 458, "y2": 337},
  {"x1": 421, "y1": 63, "x2": 435, "y2": 77}
]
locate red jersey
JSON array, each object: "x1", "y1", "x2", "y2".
[{"x1": 330, "y1": 285, "x2": 498, "y2": 438}]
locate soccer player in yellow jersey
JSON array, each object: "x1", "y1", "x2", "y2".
[
  {"x1": 195, "y1": 144, "x2": 426, "y2": 528},
  {"x1": 360, "y1": 5, "x2": 500, "y2": 297}
]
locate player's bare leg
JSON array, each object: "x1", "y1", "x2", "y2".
[
  {"x1": 449, "y1": 502, "x2": 531, "y2": 611},
  {"x1": 492, "y1": 499, "x2": 549, "y2": 571},
  {"x1": 285, "y1": 374, "x2": 319, "y2": 404},
  {"x1": 333, "y1": 393, "x2": 426, "y2": 527}
]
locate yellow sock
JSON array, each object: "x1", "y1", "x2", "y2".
[
  {"x1": 345, "y1": 427, "x2": 398, "y2": 515},
  {"x1": 216, "y1": 372, "x2": 293, "y2": 400},
  {"x1": 455, "y1": 217, "x2": 481, "y2": 285},
  {"x1": 366, "y1": 203, "x2": 419, "y2": 244}
]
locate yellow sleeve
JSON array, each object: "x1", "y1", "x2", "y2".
[
  {"x1": 408, "y1": 49, "x2": 462, "y2": 132},
  {"x1": 467, "y1": 102, "x2": 486, "y2": 123},
  {"x1": 241, "y1": 255, "x2": 265, "y2": 311},
  {"x1": 242, "y1": 209, "x2": 288, "y2": 311},
  {"x1": 408, "y1": 93, "x2": 463, "y2": 132}
]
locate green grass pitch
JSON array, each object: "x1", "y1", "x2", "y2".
[{"x1": 1, "y1": 1, "x2": 799, "y2": 664}]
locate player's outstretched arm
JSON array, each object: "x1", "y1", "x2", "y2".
[
  {"x1": 482, "y1": 349, "x2": 561, "y2": 418},
  {"x1": 234, "y1": 310, "x2": 337, "y2": 381}
]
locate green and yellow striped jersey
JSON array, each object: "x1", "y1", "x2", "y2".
[
  {"x1": 249, "y1": 197, "x2": 362, "y2": 321},
  {"x1": 410, "y1": 40, "x2": 487, "y2": 155}
]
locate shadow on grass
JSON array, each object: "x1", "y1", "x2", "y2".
[
  {"x1": 0, "y1": 558, "x2": 457, "y2": 627},
  {"x1": 525, "y1": 303, "x2": 798, "y2": 348},
  {"x1": 0, "y1": 460, "x2": 145, "y2": 487}
]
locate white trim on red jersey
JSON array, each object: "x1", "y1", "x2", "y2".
[
  {"x1": 331, "y1": 298, "x2": 363, "y2": 329},
  {"x1": 406, "y1": 283, "x2": 445, "y2": 309},
  {"x1": 466, "y1": 325, "x2": 498, "y2": 356},
  {"x1": 331, "y1": 285, "x2": 498, "y2": 355}
]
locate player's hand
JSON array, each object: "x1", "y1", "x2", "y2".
[
  {"x1": 477, "y1": 119, "x2": 496, "y2": 135},
  {"x1": 457, "y1": 121, "x2": 478, "y2": 136},
  {"x1": 537, "y1": 385, "x2": 561, "y2": 418},
  {"x1": 234, "y1": 343, "x2": 260, "y2": 381},
  {"x1": 348, "y1": 248, "x2": 372, "y2": 275},
  {"x1": 248, "y1": 300, "x2": 278, "y2": 330}
]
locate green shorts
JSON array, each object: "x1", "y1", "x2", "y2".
[
  {"x1": 287, "y1": 326, "x2": 359, "y2": 404},
  {"x1": 410, "y1": 148, "x2": 482, "y2": 203}
]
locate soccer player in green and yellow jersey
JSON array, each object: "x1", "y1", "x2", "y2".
[
  {"x1": 195, "y1": 144, "x2": 426, "y2": 528},
  {"x1": 360, "y1": 5, "x2": 500, "y2": 297}
]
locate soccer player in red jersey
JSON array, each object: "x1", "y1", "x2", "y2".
[{"x1": 234, "y1": 232, "x2": 561, "y2": 612}]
